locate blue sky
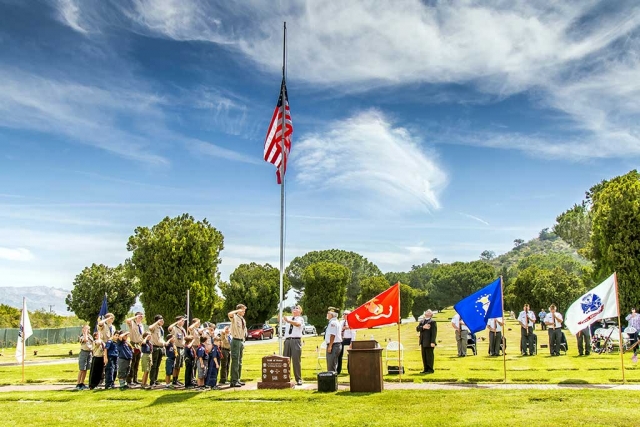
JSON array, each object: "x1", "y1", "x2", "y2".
[{"x1": 1, "y1": 1, "x2": 639, "y2": 290}]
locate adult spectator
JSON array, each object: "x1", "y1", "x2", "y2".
[
  {"x1": 325, "y1": 307, "x2": 342, "y2": 372},
  {"x1": 283, "y1": 304, "x2": 305, "y2": 385},
  {"x1": 125, "y1": 312, "x2": 145, "y2": 385},
  {"x1": 487, "y1": 317, "x2": 503, "y2": 357},
  {"x1": 626, "y1": 308, "x2": 640, "y2": 355},
  {"x1": 544, "y1": 304, "x2": 563, "y2": 356},
  {"x1": 576, "y1": 326, "x2": 591, "y2": 356},
  {"x1": 97, "y1": 312, "x2": 115, "y2": 342},
  {"x1": 518, "y1": 304, "x2": 536, "y2": 356},
  {"x1": 148, "y1": 315, "x2": 165, "y2": 386},
  {"x1": 538, "y1": 309, "x2": 547, "y2": 331},
  {"x1": 337, "y1": 309, "x2": 356, "y2": 375},
  {"x1": 451, "y1": 311, "x2": 469, "y2": 357},
  {"x1": 228, "y1": 304, "x2": 247, "y2": 387},
  {"x1": 417, "y1": 310, "x2": 437, "y2": 373}
]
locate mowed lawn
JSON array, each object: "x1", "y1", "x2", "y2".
[
  {"x1": 1, "y1": 309, "x2": 638, "y2": 385},
  {"x1": 0, "y1": 389, "x2": 638, "y2": 426}
]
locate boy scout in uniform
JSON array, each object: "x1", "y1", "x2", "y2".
[
  {"x1": 76, "y1": 324, "x2": 93, "y2": 390},
  {"x1": 148, "y1": 315, "x2": 165, "y2": 387},
  {"x1": 169, "y1": 315, "x2": 187, "y2": 386},
  {"x1": 125, "y1": 312, "x2": 145, "y2": 385}
]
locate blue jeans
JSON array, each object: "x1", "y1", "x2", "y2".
[{"x1": 105, "y1": 356, "x2": 117, "y2": 387}]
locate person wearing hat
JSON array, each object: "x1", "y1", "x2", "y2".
[
  {"x1": 283, "y1": 304, "x2": 305, "y2": 386},
  {"x1": 125, "y1": 312, "x2": 145, "y2": 385},
  {"x1": 116, "y1": 330, "x2": 133, "y2": 389},
  {"x1": 325, "y1": 307, "x2": 343, "y2": 372},
  {"x1": 228, "y1": 304, "x2": 247, "y2": 387},
  {"x1": 337, "y1": 310, "x2": 356, "y2": 375},
  {"x1": 148, "y1": 315, "x2": 165, "y2": 386},
  {"x1": 169, "y1": 315, "x2": 187, "y2": 386}
]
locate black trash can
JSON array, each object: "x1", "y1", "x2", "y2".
[{"x1": 317, "y1": 371, "x2": 338, "y2": 392}]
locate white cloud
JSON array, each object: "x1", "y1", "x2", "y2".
[
  {"x1": 294, "y1": 109, "x2": 447, "y2": 212},
  {"x1": 54, "y1": 0, "x2": 88, "y2": 33},
  {"x1": 459, "y1": 213, "x2": 490, "y2": 226},
  {"x1": 75, "y1": 1, "x2": 640, "y2": 160},
  {"x1": 0, "y1": 247, "x2": 35, "y2": 262}
]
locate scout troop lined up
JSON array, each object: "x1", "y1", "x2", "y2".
[{"x1": 76, "y1": 309, "x2": 238, "y2": 391}]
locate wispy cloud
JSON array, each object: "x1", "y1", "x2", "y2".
[
  {"x1": 187, "y1": 138, "x2": 262, "y2": 165},
  {"x1": 54, "y1": 0, "x2": 88, "y2": 34},
  {"x1": 67, "y1": 1, "x2": 640, "y2": 160},
  {"x1": 0, "y1": 247, "x2": 35, "y2": 262},
  {"x1": 459, "y1": 212, "x2": 490, "y2": 226},
  {"x1": 295, "y1": 109, "x2": 447, "y2": 213}
]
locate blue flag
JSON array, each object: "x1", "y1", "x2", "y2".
[
  {"x1": 453, "y1": 278, "x2": 503, "y2": 334},
  {"x1": 95, "y1": 294, "x2": 108, "y2": 333}
]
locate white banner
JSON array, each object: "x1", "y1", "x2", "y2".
[
  {"x1": 565, "y1": 274, "x2": 618, "y2": 335},
  {"x1": 15, "y1": 298, "x2": 33, "y2": 363}
]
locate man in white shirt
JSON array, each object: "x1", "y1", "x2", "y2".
[
  {"x1": 451, "y1": 312, "x2": 469, "y2": 357},
  {"x1": 518, "y1": 304, "x2": 536, "y2": 356},
  {"x1": 325, "y1": 307, "x2": 342, "y2": 372},
  {"x1": 544, "y1": 304, "x2": 564, "y2": 356},
  {"x1": 487, "y1": 317, "x2": 503, "y2": 356},
  {"x1": 283, "y1": 305, "x2": 305, "y2": 385},
  {"x1": 337, "y1": 310, "x2": 356, "y2": 375}
]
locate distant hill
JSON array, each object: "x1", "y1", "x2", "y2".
[
  {"x1": 0, "y1": 286, "x2": 73, "y2": 315},
  {"x1": 0, "y1": 286, "x2": 144, "y2": 316},
  {"x1": 490, "y1": 235, "x2": 589, "y2": 272}
]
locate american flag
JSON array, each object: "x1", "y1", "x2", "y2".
[{"x1": 264, "y1": 78, "x2": 293, "y2": 184}]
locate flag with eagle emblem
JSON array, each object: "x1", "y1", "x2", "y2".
[{"x1": 453, "y1": 278, "x2": 503, "y2": 334}]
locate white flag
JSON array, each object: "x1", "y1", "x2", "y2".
[
  {"x1": 565, "y1": 274, "x2": 618, "y2": 335},
  {"x1": 15, "y1": 298, "x2": 33, "y2": 363}
]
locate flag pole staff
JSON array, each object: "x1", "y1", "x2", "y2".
[
  {"x1": 500, "y1": 276, "x2": 507, "y2": 383},
  {"x1": 186, "y1": 289, "x2": 190, "y2": 323},
  {"x1": 277, "y1": 21, "x2": 287, "y2": 356},
  {"x1": 614, "y1": 272, "x2": 625, "y2": 383},
  {"x1": 397, "y1": 283, "x2": 402, "y2": 383},
  {"x1": 21, "y1": 296, "x2": 25, "y2": 383}
]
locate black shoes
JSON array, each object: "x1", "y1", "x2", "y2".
[
  {"x1": 296, "y1": 380, "x2": 303, "y2": 386},
  {"x1": 230, "y1": 382, "x2": 242, "y2": 387}
]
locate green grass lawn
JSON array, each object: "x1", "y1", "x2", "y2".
[
  {"x1": 1, "y1": 309, "x2": 638, "y2": 385},
  {"x1": 0, "y1": 389, "x2": 638, "y2": 426}
]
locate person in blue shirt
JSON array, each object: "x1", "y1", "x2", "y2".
[
  {"x1": 164, "y1": 334, "x2": 176, "y2": 389},
  {"x1": 104, "y1": 331, "x2": 120, "y2": 389},
  {"x1": 183, "y1": 336, "x2": 195, "y2": 389},
  {"x1": 116, "y1": 331, "x2": 133, "y2": 389},
  {"x1": 206, "y1": 337, "x2": 222, "y2": 390},
  {"x1": 140, "y1": 332, "x2": 153, "y2": 389},
  {"x1": 196, "y1": 336, "x2": 207, "y2": 388}
]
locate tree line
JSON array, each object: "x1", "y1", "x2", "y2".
[{"x1": 65, "y1": 169, "x2": 640, "y2": 329}]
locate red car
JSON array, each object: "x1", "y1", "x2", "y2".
[{"x1": 247, "y1": 324, "x2": 275, "y2": 340}]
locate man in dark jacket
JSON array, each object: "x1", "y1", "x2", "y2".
[{"x1": 417, "y1": 310, "x2": 437, "y2": 374}]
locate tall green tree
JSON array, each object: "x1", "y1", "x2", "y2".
[
  {"x1": 127, "y1": 214, "x2": 224, "y2": 322},
  {"x1": 0, "y1": 304, "x2": 20, "y2": 328},
  {"x1": 286, "y1": 249, "x2": 382, "y2": 307},
  {"x1": 300, "y1": 262, "x2": 350, "y2": 328},
  {"x1": 219, "y1": 263, "x2": 289, "y2": 325},
  {"x1": 480, "y1": 250, "x2": 496, "y2": 261},
  {"x1": 399, "y1": 283, "x2": 415, "y2": 319},
  {"x1": 587, "y1": 170, "x2": 640, "y2": 314},
  {"x1": 429, "y1": 261, "x2": 497, "y2": 309},
  {"x1": 506, "y1": 266, "x2": 586, "y2": 313},
  {"x1": 553, "y1": 202, "x2": 591, "y2": 252},
  {"x1": 356, "y1": 276, "x2": 389, "y2": 306},
  {"x1": 411, "y1": 290, "x2": 433, "y2": 320},
  {"x1": 66, "y1": 263, "x2": 138, "y2": 330}
]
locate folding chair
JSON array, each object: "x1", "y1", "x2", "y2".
[
  {"x1": 467, "y1": 333, "x2": 477, "y2": 356},
  {"x1": 316, "y1": 341, "x2": 327, "y2": 372},
  {"x1": 384, "y1": 341, "x2": 404, "y2": 371}
]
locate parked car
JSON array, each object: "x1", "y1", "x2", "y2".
[
  {"x1": 247, "y1": 324, "x2": 275, "y2": 340},
  {"x1": 214, "y1": 322, "x2": 231, "y2": 337},
  {"x1": 303, "y1": 324, "x2": 317, "y2": 335}
]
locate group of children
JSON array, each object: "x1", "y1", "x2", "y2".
[{"x1": 75, "y1": 313, "x2": 228, "y2": 391}]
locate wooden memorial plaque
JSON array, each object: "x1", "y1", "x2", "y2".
[{"x1": 257, "y1": 355, "x2": 294, "y2": 389}]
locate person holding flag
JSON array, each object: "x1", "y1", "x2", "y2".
[
  {"x1": 518, "y1": 304, "x2": 536, "y2": 356},
  {"x1": 451, "y1": 311, "x2": 469, "y2": 357}
]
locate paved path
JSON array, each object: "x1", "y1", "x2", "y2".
[{"x1": 2, "y1": 381, "x2": 640, "y2": 393}]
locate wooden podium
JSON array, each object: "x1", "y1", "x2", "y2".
[{"x1": 347, "y1": 340, "x2": 383, "y2": 392}]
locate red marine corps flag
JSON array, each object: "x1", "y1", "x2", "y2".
[{"x1": 346, "y1": 283, "x2": 400, "y2": 330}]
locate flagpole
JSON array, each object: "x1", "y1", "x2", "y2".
[
  {"x1": 21, "y1": 296, "x2": 25, "y2": 383},
  {"x1": 277, "y1": 21, "x2": 287, "y2": 356},
  {"x1": 613, "y1": 272, "x2": 625, "y2": 383},
  {"x1": 186, "y1": 289, "x2": 190, "y2": 323},
  {"x1": 397, "y1": 283, "x2": 402, "y2": 383},
  {"x1": 500, "y1": 276, "x2": 507, "y2": 383}
]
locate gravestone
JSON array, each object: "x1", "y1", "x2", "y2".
[{"x1": 257, "y1": 355, "x2": 294, "y2": 389}]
